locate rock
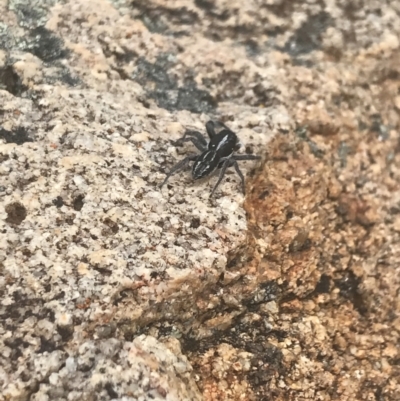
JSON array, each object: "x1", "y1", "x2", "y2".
[{"x1": 1, "y1": 0, "x2": 400, "y2": 400}]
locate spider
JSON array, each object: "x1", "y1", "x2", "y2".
[{"x1": 160, "y1": 120, "x2": 261, "y2": 197}]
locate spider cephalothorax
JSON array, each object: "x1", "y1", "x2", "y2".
[{"x1": 160, "y1": 120, "x2": 261, "y2": 197}]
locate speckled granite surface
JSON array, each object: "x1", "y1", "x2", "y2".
[{"x1": 0, "y1": 0, "x2": 399, "y2": 400}]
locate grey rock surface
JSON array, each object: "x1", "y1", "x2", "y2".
[
  {"x1": 0, "y1": 0, "x2": 281, "y2": 399},
  {"x1": 2, "y1": 0, "x2": 400, "y2": 401}
]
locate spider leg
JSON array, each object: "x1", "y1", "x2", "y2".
[
  {"x1": 205, "y1": 120, "x2": 217, "y2": 139},
  {"x1": 210, "y1": 158, "x2": 231, "y2": 197},
  {"x1": 232, "y1": 154, "x2": 261, "y2": 161},
  {"x1": 231, "y1": 154, "x2": 260, "y2": 194},
  {"x1": 172, "y1": 130, "x2": 207, "y2": 151},
  {"x1": 212, "y1": 158, "x2": 250, "y2": 195},
  {"x1": 231, "y1": 159, "x2": 246, "y2": 194},
  {"x1": 208, "y1": 120, "x2": 237, "y2": 137},
  {"x1": 185, "y1": 130, "x2": 208, "y2": 147},
  {"x1": 160, "y1": 154, "x2": 198, "y2": 189}
]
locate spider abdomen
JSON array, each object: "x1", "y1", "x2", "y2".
[
  {"x1": 192, "y1": 129, "x2": 239, "y2": 180},
  {"x1": 192, "y1": 151, "x2": 220, "y2": 179},
  {"x1": 208, "y1": 130, "x2": 239, "y2": 158}
]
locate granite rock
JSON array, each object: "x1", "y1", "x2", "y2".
[{"x1": 1, "y1": 0, "x2": 400, "y2": 400}]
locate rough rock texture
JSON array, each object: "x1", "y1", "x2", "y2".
[{"x1": 0, "y1": 0, "x2": 400, "y2": 400}]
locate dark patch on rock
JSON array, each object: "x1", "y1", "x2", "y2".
[
  {"x1": 0, "y1": 127, "x2": 32, "y2": 145},
  {"x1": 46, "y1": 63, "x2": 81, "y2": 87},
  {"x1": 225, "y1": 252, "x2": 242, "y2": 269},
  {"x1": 132, "y1": 56, "x2": 217, "y2": 113},
  {"x1": 73, "y1": 195, "x2": 84, "y2": 211},
  {"x1": 8, "y1": 1, "x2": 50, "y2": 29},
  {"x1": 215, "y1": 69, "x2": 280, "y2": 106},
  {"x1": 190, "y1": 217, "x2": 201, "y2": 229},
  {"x1": 203, "y1": 71, "x2": 245, "y2": 103},
  {"x1": 93, "y1": 265, "x2": 112, "y2": 276},
  {"x1": 131, "y1": 1, "x2": 199, "y2": 35},
  {"x1": 314, "y1": 274, "x2": 331, "y2": 294},
  {"x1": 248, "y1": 342, "x2": 284, "y2": 385},
  {"x1": 166, "y1": 83, "x2": 216, "y2": 114},
  {"x1": 194, "y1": 1, "x2": 282, "y2": 41},
  {"x1": 357, "y1": 380, "x2": 386, "y2": 401},
  {"x1": 57, "y1": 324, "x2": 74, "y2": 342},
  {"x1": 0, "y1": 64, "x2": 27, "y2": 96},
  {"x1": 105, "y1": 383, "x2": 119, "y2": 399},
  {"x1": 37, "y1": 336, "x2": 58, "y2": 353},
  {"x1": 295, "y1": 125, "x2": 324, "y2": 158},
  {"x1": 129, "y1": 0, "x2": 281, "y2": 47},
  {"x1": 340, "y1": 1, "x2": 363, "y2": 22},
  {"x1": 335, "y1": 270, "x2": 368, "y2": 316},
  {"x1": 16, "y1": 174, "x2": 38, "y2": 191},
  {"x1": 5, "y1": 202, "x2": 27, "y2": 225},
  {"x1": 57, "y1": 68, "x2": 80, "y2": 86},
  {"x1": 243, "y1": 39, "x2": 261, "y2": 57},
  {"x1": 289, "y1": 229, "x2": 311, "y2": 252},
  {"x1": 133, "y1": 56, "x2": 174, "y2": 89},
  {"x1": 23, "y1": 26, "x2": 69, "y2": 62},
  {"x1": 181, "y1": 306, "x2": 287, "y2": 399},
  {"x1": 4, "y1": 337, "x2": 30, "y2": 360},
  {"x1": 246, "y1": 280, "x2": 280, "y2": 309},
  {"x1": 282, "y1": 11, "x2": 333, "y2": 56},
  {"x1": 156, "y1": 322, "x2": 175, "y2": 338},
  {"x1": 52, "y1": 196, "x2": 64, "y2": 208},
  {"x1": 261, "y1": 1, "x2": 297, "y2": 19},
  {"x1": 193, "y1": 0, "x2": 232, "y2": 25},
  {"x1": 259, "y1": 280, "x2": 280, "y2": 302},
  {"x1": 369, "y1": 114, "x2": 389, "y2": 140},
  {"x1": 102, "y1": 218, "x2": 119, "y2": 236},
  {"x1": 194, "y1": 0, "x2": 215, "y2": 11}
]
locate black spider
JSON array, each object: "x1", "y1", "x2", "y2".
[{"x1": 160, "y1": 120, "x2": 261, "y2": 197}]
